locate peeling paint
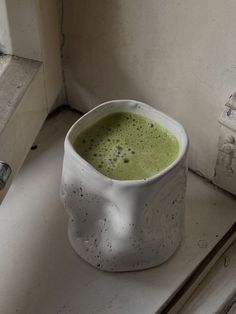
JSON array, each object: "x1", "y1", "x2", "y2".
[{"x1": 213, "y1": 93, "x2": 236, "y2": 195}]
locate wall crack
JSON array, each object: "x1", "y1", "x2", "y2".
[{"x1": 59, "y1": 0, "x2": 68, "y2": 104}]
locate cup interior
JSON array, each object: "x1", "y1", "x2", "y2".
[{"x1": 66, "y1": 100, "x2": 188, "y2": 183}]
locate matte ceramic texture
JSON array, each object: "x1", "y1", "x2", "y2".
[{"x1": 60, "y1": 100, "x2": 189, "y2": 272}]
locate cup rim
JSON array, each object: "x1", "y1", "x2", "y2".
[{"x1": 64, "y1": 99, "x2": 189, "y2": 186}]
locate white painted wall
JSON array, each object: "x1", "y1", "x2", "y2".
[
  {"x1": 0, "y1": 1, "x2": 11, "y2": 54},
  {"x1": 36, "y1": 0, "x2": 64, "y2": 107},
  {"x1": 0, "y1": 0, "x2": 64, "y2": 109},
  {"x1": 0, "y1": 0, "x2": 42, "y2": 60},
  {"x1": 63, "y1": 0, "x2": 236, "y2": 181}
]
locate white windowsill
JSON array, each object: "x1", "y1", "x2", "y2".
[
  {"x1": 182, "y1": 239, "x2": 236, "y2": 313},
  {"x1": 0, "y1": 55, "x2": 41, "y2": 134},
  {"x1": 0, "y1": 108, "x2": 235, "y2": 314},
  {"x1": 0, "y1": 55, "x2": 47, "y2": 201}
]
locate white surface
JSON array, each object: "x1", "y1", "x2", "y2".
[
  {"x1": 0, "y1": 0, "x2": 64, "y2": 109},
  {"x1": 63, "y1": 0, "x2": 236, "y2": 183},
  {"x1": 0, "y1": 57, "x2": 47, "y2": 201},
  {"x1": 0, "y1": 54, "x2": 11, "y2": 76},
  {"x1": 36, "y1": 0, "x2": 64, "y2": 107},
  {"x1": 0, "y1": 0, "x2": 42, "y2": 60},
  {"x1": 213, "y1": 95, "x2": 236, "y2": 195},
  {"x1": 61, "y1": 100, "x2": 188, "y2": 271},
  {"x1": 0, "y1": 1, "x2": 11, "y2": 54},
  {"x1": 0, "y1": 56, "x2": 41, "y2": 133},
  {"x1": 181, "y1": 241, "x2": 236, "y2": 314},
  {"x1": 0, "y1": 110, "x2": 236, "y2": 314}
]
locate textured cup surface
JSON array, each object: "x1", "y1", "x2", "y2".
[{"x1": 60, "y1": 100, "x2": 188, "y2": 272}]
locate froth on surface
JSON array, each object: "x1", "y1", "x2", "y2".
[{"x1": 74, "y1": 112, "x2": 179, "y2": 180}]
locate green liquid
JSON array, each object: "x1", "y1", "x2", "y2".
[{"x1": 74, "y1": 112, "x2": 179, "y2": 180}]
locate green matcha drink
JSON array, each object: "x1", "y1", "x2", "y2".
[{"x1": 74, "y1": 112, "x2": 179, "y2": 180}]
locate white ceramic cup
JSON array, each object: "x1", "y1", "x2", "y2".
[{"x1": 60, "y1": 100, "x2": 188, "y2": 272}]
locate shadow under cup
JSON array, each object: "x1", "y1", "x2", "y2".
[{"x1": 60, "y1": 99, "x2": 189, "y2": 272}]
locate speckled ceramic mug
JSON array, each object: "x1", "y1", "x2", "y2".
[{"x1": 60, "y1": 100, "x2": 188, "y2": 272}]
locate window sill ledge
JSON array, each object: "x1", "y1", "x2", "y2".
[
  {"x1": 0, "y1": 55, "x2": 47, "y2": 201},
  {"x1": 1, "y1": 109, "x2": 235, "y2": 313},
  {"x1": 0, "y1": 55, "x2": 42, "y2": 134}
]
